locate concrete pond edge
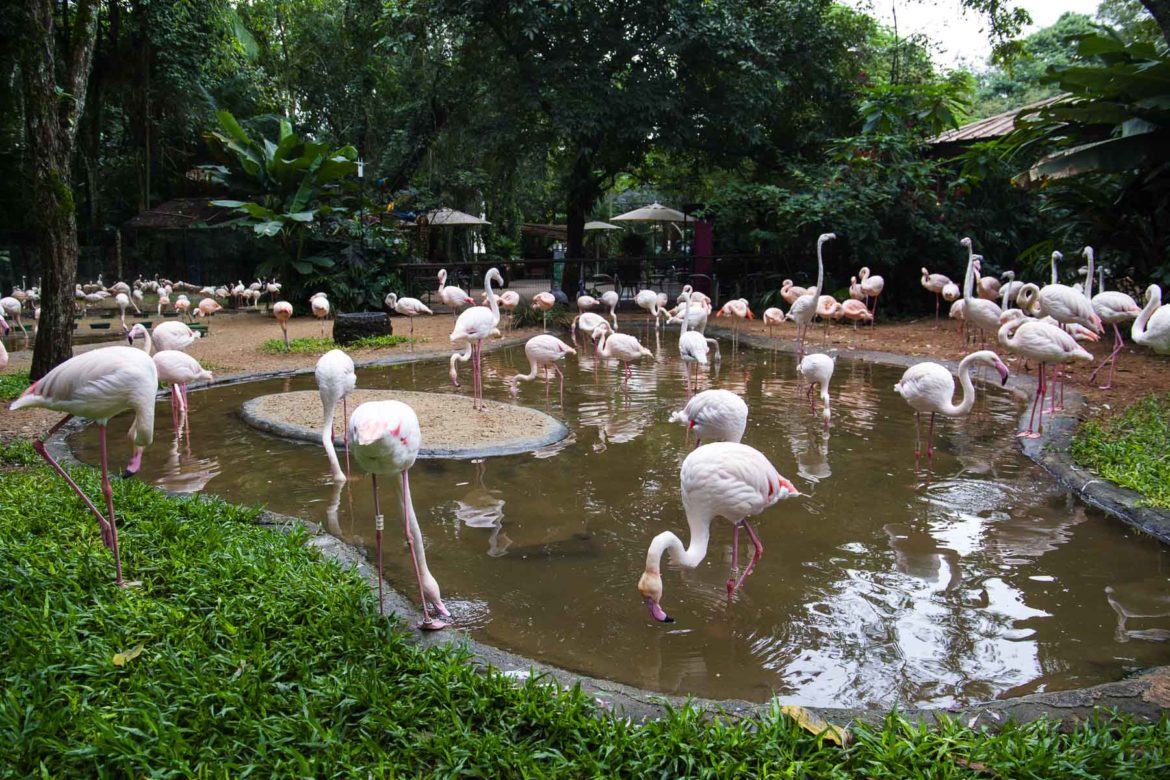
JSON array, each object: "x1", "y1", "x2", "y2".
[{"x1": 37, "y1": 326, "x2": 1170, "y2": 731}]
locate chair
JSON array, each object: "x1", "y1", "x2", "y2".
[{"x1": 615, "y1": 258, "x2": 643, "y2": 300}]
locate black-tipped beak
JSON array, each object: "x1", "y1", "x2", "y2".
[{"x1": 661, "y1": 614, "x2": 675, "y2": 624}]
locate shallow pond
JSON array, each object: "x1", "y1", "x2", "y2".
[{"x1": 70, "y1": 334, "x2": 1170, "y2": 708}]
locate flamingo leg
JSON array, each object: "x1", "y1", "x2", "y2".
[
  {"x1": 371, "y1": 474, "x2": 384, "y2": 615},
  {"x1": 555, "y1": 364, "x2": 565, "y2": 407},
  {"x1": 730, "y1": 519, "x2": 767, "y2": 591},
  {"x1": 926, "y1": 412, "x2": 936, "y2": 459},
  {"x1": 31, "y1": 415, "x2": 115, "y2": 547},
  {"x1": 98, "y1": 424, "x2": 128, "y2": 587},
  {"x1": 726, "y1": 523, "x2": 741, "y2": 596},
  {"x1": 342, "y1": 396, "x2": 350, "y2": 478},
  {"x1": 935, "y1": 293, "x2": 940, "y2": 325},
  {"x1": 403, "y1": 470, "x2": 448, "y2": 629},
  {"x1": 1020, "y1": 363, "x2": 1043, "y2": 438},
  {"x1": 913, "y1": 412, "x2": 921, "y2": 459},
  {"x1": 181, "y1": 384, "x2": 192, "y2": 439}
]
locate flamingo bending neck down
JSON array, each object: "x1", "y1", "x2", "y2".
[
  {"x1": 10, "y1": 346, "x2": 158, "y2": 586},
  {"x1": 636, "y1": 289, "x2": 668, "y2": 330},
  {"x1": 894, "y1": 349, "x2": 1010, "y2": 459},
  {"x1": 508, "y1": 334, "x2": 576, "y2": 404},
  {"x1": 762, "y1": 307, "x2": 785, "y2": 339},
  {"x1": 677, "y1": 286, "x2": 715, "y2": 395},
  {"x1": 1131, "y1": 283, "x2": 1170, "y2": 355},
  {"x1": 668, "y1": 388, "x2": 748, "y2": 447},
  {"x1": 152, "y1": 349, "x2": 212, "y2": 438},
  {"x1": 798, "y1": 350, "x2": 837, "y2": 424},
  {"x1": 449, "y1": 267, "x2": 503, "y2": 410},
  {"x1": 316, "y1": 348, "x2": 357, "y2": 482},
  {"x1": 600, "y1": 290, "x2": 619, "y2": 330},
  {"x1": 349, "y1": 400, "x2": 448, "y2": 629},
  {"x1": 998, "y1": 309, "x2": 1092, "y2": 438},
  {"x1": 637, "y1": 442, "x2": 799, "y2": 622},
  {"x1": 716, "y1": 298, "x2": 753, "y2": 350}
]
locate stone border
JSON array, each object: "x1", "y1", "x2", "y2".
[
  {"x1": 38, "y1": 327, "x2": 1170, "y2": 729},
  {"x1": 239, "y1": 390, "x2": 569, "y2": 460}
]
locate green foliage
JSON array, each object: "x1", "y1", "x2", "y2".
[
  {"x1": 0, "y1": 370, "x2": 31, "y2": 403},
  {"x1": 859, "y1": 78, "x2": 973, "y2": 138},
  {"x1": 2, "y1": 443, "x2": 1170, "y2": 774},
  {"x1": 1071, "y1": 393, "x2": 1170, "y2": 508},
  {"x1": 259, "y1": 335, "x2": 413, "y2": 354},
  {"x1": 508, "y1": 302, "x2": 572, "y2": 331}
]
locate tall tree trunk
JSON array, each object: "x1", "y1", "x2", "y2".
[
  {"x1": 21, "y1": 0, "x2": 99, "y2": 380},
  {"x1": 1139, "y1": 0, "x2": 1170, "y2": 47},
  {"x1": 563, "y1": 148, "x2": 601, "y2": 293}
]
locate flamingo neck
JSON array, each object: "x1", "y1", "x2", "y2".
[
  {"x1": 402, "y1": 472, "x2": 443, "y2": 608},
  {"x1": 321, "y1": 405, "x2": 345, "y2": 482},
  {"x1": 139, "y1": 329, "x2": 153, "y2": 354},
  {"x1": 949, "y1": 353, "x2": 982, "y2": 416},
  {"x1": 437, "y1": 270, "x2": 446, "y2": 293},
  {"x1": 512, "y1": 357, "x2": 541, "y2": 384},
  {"x1": 644, "y1": 513, "x2": 713, "y2": 576},
  {"x1": 1083, "y1": 249, "x2": 1095, "y2": 299},
  {"x1": 484, "y1": 270, "x2": 500, "y2": 325},
  {"x1": 1134, "y1": 286, "x2": 1163, "y2": 341},
  {"x1": 1050, "y1": 255, "x2": 1058, "y2": 286},
  {"x1": 813, "y1": 239, "x2": 825, "y2": 297},
  {"x1": 963, "y1": 244, "x2": 976, "y2": 302},
  {"x1": 681, "y1": 294, "x2": 691, "y2": 335}
]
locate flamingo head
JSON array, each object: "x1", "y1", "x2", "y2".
[
  {"x1": 1052, "y1": 250, "x2": 1063, "y2": 262},
  {"x1": 990, "y1": 356, "x2": 1011, "y2": 386},
  {"x1": 126, "y1": 323, "x2": 146, "y2": 344},
  {"x1": 1082, "y1": 246, "x2": 1094, "y2": 262},
  {"x1": 818, "y1": 232, "x2": 836, "y2": 245},
  {"x1": 385, "y1": 293, "x2": 397, "y2": 308},
  {"x1": 775, "y1": 476, "x2": 800, "y2": 499},
  {"x1": 637, "y1": 570, "x2": 673, "y2": 623},
  {"x1": 488, "y1": 267, "x2": 504, "y2": 288}
]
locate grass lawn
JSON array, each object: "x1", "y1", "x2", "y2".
[
  {"x1": 260, "y1": 335, "x2": 416, "y2": 354},
  {"x1": 1, "y1": 441, "x2": 1167, "y2": 777},
  {"x1": 1071, "y1": 393, "x2": 1170, "y2": 509}
]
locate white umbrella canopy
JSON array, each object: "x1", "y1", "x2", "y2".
[
  {"x1": 609, "y1": 202, "x2": 694, "y2": 223},
  {"x1": 417, "y1": 207, "x2": 491, "y2": 226},
  {"x1": 584, "y1": 220, "x2": 622, "y2": 231}
]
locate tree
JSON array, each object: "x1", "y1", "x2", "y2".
[{"x1": 20, "y1": 0, "x2": 99, "y2": 379}]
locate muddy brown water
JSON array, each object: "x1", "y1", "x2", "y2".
[{"x1": 70, "y1": 336, "x2": 1170, "y2": 708}]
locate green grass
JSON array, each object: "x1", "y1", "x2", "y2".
[
  {"x1": 1070, "y1": 393, "x2": 1170, "y2": 509},
  {"x1": 260, "y1": 334, "x2": 415, "y2": 354},
  {"x1": 2, "y1": 440, "x2": 1168, "y2": 776},
  {"x1": 0, "y1": 370, "x2": 30, "y2": 402}
]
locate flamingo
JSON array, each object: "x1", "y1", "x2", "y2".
[
  {"x1": 716, "y1": 298, "x2": 753, "y2": 350},
  {"x1": 976, "y1": 267, "x2": 1001, "y2": 301},
  {"x1": 576, "y1": 292, "x2": 600, "y2": 315},
  {"x1": 157, "y1": 291, "x2": 170, "y2": 316},
  {"x1": 174, "y1": 294, "x2": 191, "y2": 321},
  {"x1": 848, "y1": 276, "x2": 864, "y2": 302},
  {"x1": 10, "y1": 346, "x2": 158, "y2": 587},
  {"x1": 667, "y1": 388, "x2": 748, "y2": 446},
  {"x1": 449, "y1": 267, "x2": 504, "y2": 410},
  {"x1": 1087, "y1": 250, "x2": 1140, "y2": 388},
  {"x1": 666, "y1": 297, "x2": 710, "y2": 334},
  {"x1": 385, "y1": 292, "x2": 433, "y2": 337},
  {"x1": 592, "y1": 322, "x2": 653, "y2": 384},
  {"x1": 0, "y1": 313, "x2": 9, "y2": 370},
  {"x1": 2, "y1": 295, "x2": 26, "y2": 337},
  {"x1": 491, "y1": 290, "x2": 522, "y2": 329},
  {"x1": 894, "y1": 349, "x2": 1011, "y2": 459},
  {"x1": 780, "y1": 280, "x2": 807, "y2": 306},
  {"x1": 1037, "y1": 250, "x2": 1102, "y2": 334},
  {"x1": 151, "y1": 320, "x2": 200, "y2": 353},
  {"x1": 193, "y1": 298, "x2": 223, "y2": 318},
  {"x1": 531, "y1": 291, "x2": 556, "y2": 332},
  {"x1": 437, "y1": 269, "x2": 475, "y2": 317},
  {"x1": 677, "y1": 286, "x2": 718, "y2": 395},
  {"x1": 998, "y1": 309, "x2": 1092, "y2": 437},
  {"x1": 787, "y1": 232, "x2": 834, "y2": 358},
  {"x1": 859, "y1": 266, "x2": 884, "y2": 324},
  {"x1": 273, "y1": 301, "x2": 294, "y2": 350},
  {"x1": 836, "y1": 298, "x2": 871, "y2": 347},
  {"x1": 1132, "y1": 284, "x2": 1170, "y2": 355},
  {"x1": 114, "y1": 292, "x2": 139, "y2": 332},
  {"x1": 310, "y1": 292, "x2": 331, "y2": 337},
  {"x1": 153, "y1": 350, "x2": 212, "y2": 437},
  {"x1": 636, "y1": 289, "x2": 667, "y2": 329},
  {"x1": 507, "y1": 334, "x2": 576, "y2": 403},
  {"x1": 960, "y1": 243, "x2": 1002, "y2": 346},
  {"x1": 316, "y1": 348, "x2": 356, "y2": 483},
  {"x1": 814, "y1": 295, "x2": 842, "y2": 343},
  {"x1": 999, "y1": 271, "x2": 1024, "y2": 307},
  {"x1": 348, "y1": 400, "x2": 448, "y2": 629},
  {"x1": 637, "y1": 442, "x2": 800, "y2": 622},
  {"x1": 762, "y1": 306, "x2": 785, "y2": 339},
  {"x1": 921, "y1": 267, "x2": 953, "y2": 323},
  {"x1": 798, "y1": 350, "x2": 837, "y2": 424},
  {"x1": 572, "y1": 311, "x2": 608, "y2": 346}
]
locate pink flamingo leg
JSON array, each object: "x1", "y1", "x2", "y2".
[
  {"x1": 913, "y1": 412, "x2": 922, "y2": 459},
  {"x1": 403, "y1": 470, "x2": 448, "y2": 630},
  {"x1": 371, "y1": 474, "x2": 384, "y2": 615},
  {"x1": 31, "y1": 415, "x2": 115, "y2": 547},
  {"x1": 726, "y1": 523, "x2": 741, "y2": 596},
  {"x1": 555, "y1": 364, "x2": 565, "y2": 406},
  {"x1": 342, "y1": 396, "x2": 350, "y2": 477},
  {"x1": 926, "y1": 412, "x2": 936, "y2": 459},
  {"x1": 731, "y1": 520, "x2": 764, "y2": 592},
  {"x1": 98, "y1": 424, "x2": 128, "y2": 587}
]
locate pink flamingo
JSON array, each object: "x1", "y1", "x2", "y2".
[
  {"x1": 508, "y1": 334, "x2": 576, "y2": 403},
  {"x1": 273, "y1": 301, "x2": 294, "y2": 350},
  {"x1": 153, "y1": 350, "x2": 211, "y2": 437},
  {"x1": 385, "y1": 292, "x2": 433, "y2": 337},
  {"x1": 316, "y1": 349, "x2": 356, "y2": 482},
  {"x1": 531, "y1": 291, "x2": 556, "y2": 332},
  {"x1": 576, "y1": 292, "x2": 600, "y2": 317},
  {"x1": 0, "y1": 313, "x2": 9, "y2": 370},
  {"x1": 836, "y1": 298, "x2": 872, "y2": 347},
  {"x1": 1036, "y1": 249, "x2": 1102, "y2": 409},
  {"x1": 592, "y1": 321, "x2": 653, "y2": 384},
  {"x1": 193, "y1": 298, "x2": 223, "y2": 319},
  {"x1": 997, "y1": 309, "x2": 1092, "y2": 438},
  {"x1": 859, "y1": 266, "x2": 884, "y2": 324},
  {"x1": 1131, "y1": 283, "x2": 1170, "y2": 355},
  {"x1": 788, "y1": 233, "x2": 834, "y2": 358},
  {"x1": 780, "y1": 280, "x2": 807, "y2": 306},
  {"x1": 348, "y1": 400, "x2": 448, "y2": 629},
  {"x1": 600, "y1": 290, "x2": 620, "y2": 330},
  {"x1": 961, "y1": 244, "x2": 1002, "y2": 347},
  {"x1": 310, "y1": 293, "x2": 331, "y2": 337},
  {"x1": 894, "y1": 349, "x2": 1010, "y2": 459},
  {"x1": 637, "y1": 442, "x2": 800, "y2": 622},
  {"x1": 921, "y1": 267, "x2": 953, "y2": 324},
  {"x1": 11, "y1": 346, "x2": 158, "y2": 586},
  {"x1": 1088, "y1": 250, "x2": 1140, "y2": 388},
  {"x1": 437, "y1": 269, "x2": 475, "y2": 317},
  {"x1": 449, "y1": 267, "x2": 503, "y2": 410},
  {"x1": 571, "y1": 311, "x2": 608, "y2": 347},
  {"x1": 816, "y1": 295, "x2": 843, "y2": 343},
  {"x1": 716, "y1": 298, "x2": 753, "y2": 350},
  {"x1": 762, "y1": 306, "x2": 785, "y2": 339},
  {"x1": 151, "y1": 320, "x2": 200, "y2": 353},
  {"x1": 667, "y1": 388, "x2": 747, "y2": 446}
]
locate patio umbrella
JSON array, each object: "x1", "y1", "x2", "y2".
[
  {"x1": 584, "y1": 220, "x2": 622, "y2": 260},
  {"x1": 417, "y1": 207, "x2": 491, "y2": 226},
  {"x1": 610, "y1": 202, "x2": 693, "y2": 254}
]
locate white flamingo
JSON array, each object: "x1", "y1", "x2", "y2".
[
  {"x1": 667, "y1": 388, "x2": 748, "y2": 446},
  {"x1": 385, "y1": 292, "x2": 434, "y2": 337},
  {"x1": 960, "y1": 241, "x2": 1002, "y2": 346},
  {"x1": 637, "y1": 442, "x2": 800, "y2": 622},
  {"x1": 894, "y1": 349, "x2": 1010, "y2": 459},
  {"x1": 0, "y1": 313, "x2": 10, "y2": 370},
  {"x1": 316, "y1": 348, "x2": 357, "y2": 482},
  {"x1": 636, "y1": 289, "x2": 668, "y2": 329},
  {"x1": 787, "y1": 232, "x2": 834, "y2": 358},
  {"x1": 310, "y1": 292, "x2": 331, "y2": 337},
  {"x1": 1132, "y1": 284, "x2": 1170, "y2": 355},
  {"x1": 151, "y1": 320, "x2": 200, "y2": 353},
  {"x1": 349, "y1": 400, "x2": 448, "y2": 629},
  {"x1": 599, "y1": 290, "x2": 620, "y2": 330},
  {"x1": 437, "y1": 269, "x2": 474, "y2": 318},
  {"x1": 859, "y1": 266, "x2": 884, "y2": 324},
  {"x1": 677, "y1": 286, "x2": 719, "y2": 395},
  {"x1": 273, "y1": 301, "x2": 294, "y2": 351},
  {"x1": 449, "y1": 267, "x2": 503, "y2": 410},
  {"x1": 508, "y1": 334, "x2": 576, "y2": 403},
  {"x1": 531, "y1": 291, "x2": 556, "y2": 332},
  {"x1": 1087, "y1": 249, "x2": 1140, "y2": 388},
  {"x1": 798, "y1": 350, "x2": 837, "y2": 423},
  {"x1": 114, "y1": 292, "x2": 139, "y2": 332},
  {"x1": 592, "y1": 321, "x2": 652, "y2": 384},
  {"x1": 998, "y1": 309, "x2": 1092, "y2": 437}
]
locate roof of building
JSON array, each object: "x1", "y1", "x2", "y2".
[{"x1": 930, "y1": 95, "x2": 1067, "y2": 146}]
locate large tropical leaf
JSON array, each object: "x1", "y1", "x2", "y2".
[{"x1": 1022, "y1": 130, "x2": 1170, "y2": 183}]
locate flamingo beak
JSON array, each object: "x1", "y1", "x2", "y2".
[
  {"x1": 996, "y1": 360, "x2": 1010, "y2": 386},
  {"x1": 645, "y1": 597, "x2": 673, "y2": 623},
  {"x1": 777, "y1": 477, "x2": 800, "y2": 498}
]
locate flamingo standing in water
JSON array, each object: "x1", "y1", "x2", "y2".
[
  {"x1": 798, "y1": 350, "x2": 837, "y2": 424},
  {"x1": 668, "y1": 388, "x2": 748, "y2": 446},
  {"x1": 921, "y1": 267, "x2": 953, "y2": 324},
  {"x1": 636, "y1": 289, "x2": 668, "y2": 330},
  {"x1": 894, "y1": 349, "x2": 1011, "y2": 459},
  {"x1": 571, "y1": 311, "x2": 608, "y2": 347},
  {"x1": 998, "y1": 309, "x2": 1092, "y2": 438},
  {"x1": 10, "y1": 346, "x2": 158, "y2": 586},
  {"x1": 717, "y1": 298, "x2": 753, "y2": 350},
  {"x1": 508, "y1": 334, "x2": 576, "y2": 403},
  {"x1": 385, "y1": 292, "x2": 433, "y2": 337},
  {"x1": 316, "y1": 349, "x2": 357, "y2": 482},
  {"x1": 677, "y1": 286, "x2": 719, "y2": 395},
  {"x1": 637, "y1": 442, "x2": 800, "y2": 622},
  {"x1": 576, "y1": 291, "x2": 600, "y2": 316},
  {"x1": 1131, "y1": 284, "x2": 1170, "y2": 355},
  {"x1": 449, "y1": 267, "x2": 504, "y2": 410},
  {"x1": 273, "y1": 301, "x2": 293, "y2": 350},
  {"x1": 348, "y1": 399, "x2": 448, "y2": 629},
  {"x1": 310, "y1": 292, "x2": 331, "y2": 337},
  {"x1": 153, "y1": 350, "x2": 212, "y2": 437},
  {"x1": 592, "y1": 321, "x2": 653, "y2": 384},
  {"x1": 600, "y1": 290, "x2": 620, "y2": 330},
  {"x1": 437, "y1": 269, "x2": 475, "y2": 317},
  {"x1": 960, "y1": 243, "x2": 1002, "y2": 347},
  {"x1": 787, "y1": 233, "x2": 834, "y2": 359},
  {"x1": 762, "y1": 306, "x2": 785, "y2": 339},
  {"x1": 1088, "y1": 250, "x2": 1140, "y2": 388},
  {"x1": 531, "y1": 291, "x2": 556, "y2": 332}
]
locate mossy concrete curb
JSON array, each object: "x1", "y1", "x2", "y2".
[{"x1": 40, "y1": 327, "x2": 1170, "y2": 731}]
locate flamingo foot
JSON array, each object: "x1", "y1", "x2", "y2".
[
  {"x1": 726, "y1": 577, "x2": 737, "y2": 596},
  {"x1": 418, "y1": 618, "x2": 448, "y2": 631},
  {"x1": 1020, "y1": 430, "x2": 1043, "y2": 439}
]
